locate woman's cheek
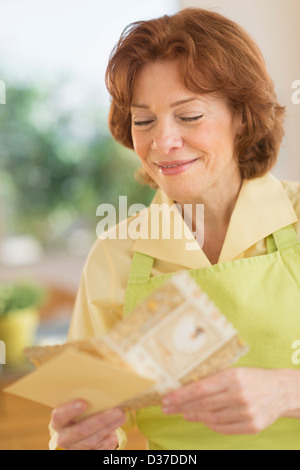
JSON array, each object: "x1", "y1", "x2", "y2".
[
  {"x1": 132, "y1": 137, "x2": 146, "y2": 161},
  {"x1": 134, "y1": 142, "x2": 152, "y2": 167}
]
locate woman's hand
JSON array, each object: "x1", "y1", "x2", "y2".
[
  {"x1": 50, "y1": 399, "x2": 127, "y2": 450},
  {"x1": 161, "y1": 368, "x2": 300, "y2": 435}
]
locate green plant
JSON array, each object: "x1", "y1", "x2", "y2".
[
  {"x1": 0, "y1": 280, "x2": 46, "y2": 318},
  {"x1": 0, "y1": 74, "x2": 155, "y2": 253}
]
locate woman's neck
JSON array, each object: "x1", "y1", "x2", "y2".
[{"x1": 175, "y1": 172, "x2": 243, "y2": 262}]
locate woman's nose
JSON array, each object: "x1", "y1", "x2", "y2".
[{"x1": 151, "y1": 124, "x2": 183, "y2": 155}]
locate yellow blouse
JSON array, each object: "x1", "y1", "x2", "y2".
[{"x1": 49, "y1": 172, "x2": 300, "y2": 449}]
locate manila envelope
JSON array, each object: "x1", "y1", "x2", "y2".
[{"x1": 4, "y1": 348, "x2": 155, "y2": 418}]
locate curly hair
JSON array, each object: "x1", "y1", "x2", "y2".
[{"x1": 105, "y1": 8, "x2": 286, "y2": 187}]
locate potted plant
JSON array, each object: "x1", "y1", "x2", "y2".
[{"x1": 0, "y1": 279, "x2": 46, "y2": 367}]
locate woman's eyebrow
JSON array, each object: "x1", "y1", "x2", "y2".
[{"x1": 131, "y1": 98, "x2": 199, "y2": 109}]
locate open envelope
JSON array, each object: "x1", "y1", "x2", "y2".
[
  {"x1": 4, "y1": 348, "x2": 155, "y2": 418},
  {"x1": 4, "y1": 271, "x2": 248, "y2": 416}
]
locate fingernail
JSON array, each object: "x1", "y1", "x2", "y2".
[
  {"x1": 74, "y1": 400, "x2": 85, "y2": 411},
  {"x1": 162, "y1": 398, "x2": 172, "y2": 407},
  {"x1": 111, "y1": 408, "x2": 123, "y2": 419}
]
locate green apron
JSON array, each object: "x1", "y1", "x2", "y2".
[{"x1": 123, "y1": 224, "x2": 300, "y2": 450}]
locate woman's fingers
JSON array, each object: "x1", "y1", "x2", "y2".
[
  {"x1": 51, "y1": 399, "x2": 127, "y2": 450},
  {"x1": 51, "y1": 399, "x2": 88, "y2": 430},
  {"x1": 162, "y1": 368, "x2": 284, "y2": 435},
  {"x1": 206, "y1": 420, "x2": 255, "y2": 436},
  {"x1": 162, "y1": 370, "x2": 230, "y2": 411},
  {"x1": 65, "y1": 428, "x2": 120, "y2": 451},
  {"x1": 163, "y1": 391, "x2": 234, "y2": 415},
  {"x1": 183, "y1": 403, "x2": 245, "y2": 424},
  {"x1": 56, "y1": 408, "x2": 126, "y2": 449}
]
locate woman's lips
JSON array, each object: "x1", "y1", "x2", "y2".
[{"x1": 155, "y1": 158, "x2": 199, "y2": 176}]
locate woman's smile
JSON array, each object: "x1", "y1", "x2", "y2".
[{"x1": 155, "y1": 158, "x2": 200, "y2": 175}]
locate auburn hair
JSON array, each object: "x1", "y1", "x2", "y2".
[{"x1": 105, "y1": 8, "x2": 285, "y2": 187}]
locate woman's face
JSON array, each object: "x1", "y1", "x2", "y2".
[{"x1": 131, "y1": 60, "x2": 243, "y2": 204}]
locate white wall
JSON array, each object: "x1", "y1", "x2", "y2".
[
  {"x1": 179, "y1": 0, "x2": 300, "y2": 181},
  {"x1": 0, "y1": 0, "x2": 179, "y2": 108}
]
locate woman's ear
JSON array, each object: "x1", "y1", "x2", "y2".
[{"x1": 235, "y1": 108, "x2": 246, "y2": 136}]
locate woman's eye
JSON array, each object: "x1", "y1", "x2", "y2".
[
  {"x1": 181, "y1": 115, "x2": 203, "y2": 122},
  {"x1": 133, "y1": 120, "x2": 154, "y2": 127},
  {"x1": 132, "y1": 115, "x2": 203, "y2": 127}
]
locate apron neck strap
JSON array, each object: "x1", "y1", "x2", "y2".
[
  {"x1": 266, "y1": 224, "x2": 299, "y2": 254},
  {"x1": 129, "y1": 226, "x2": 299, "y2": 281},
  {"x1": 127, "y1": 251, "x2": 154, "y2": 283}
]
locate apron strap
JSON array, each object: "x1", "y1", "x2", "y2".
[
  {"x1": 266, "y1": 224, "x2": 300, "y2": 254},
  {"x1": 127, "y1": 251, "x2": 154, "y2": 283},
  {"x1": 128, "y1": 226, "x2": 299, "y2": 280},
  {"x1": 266, "y1": 234, "x2": 277, "y2": 254}
]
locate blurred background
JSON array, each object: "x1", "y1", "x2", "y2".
[
  {"x1": 0, "y1": 0, "x2": 299, "y2": 450},
  {"x1": 0, "y1": 0, "x2": 178, "y2": 450},
  {"x1": 0, "y1": 0, "x2": 177, "y2": 354}
]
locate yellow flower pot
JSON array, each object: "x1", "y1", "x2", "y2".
[{"x1": 0, "y1": 308, "x2": 39, "y2": 367}]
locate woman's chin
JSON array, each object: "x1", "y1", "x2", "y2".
[{"x1": 160, "y1": 184, "x2": 203, "y2": 204}]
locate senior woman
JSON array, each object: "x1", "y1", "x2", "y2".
[{"x1": 50, "y1": 8, "x2": 300, "y2": 450}]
